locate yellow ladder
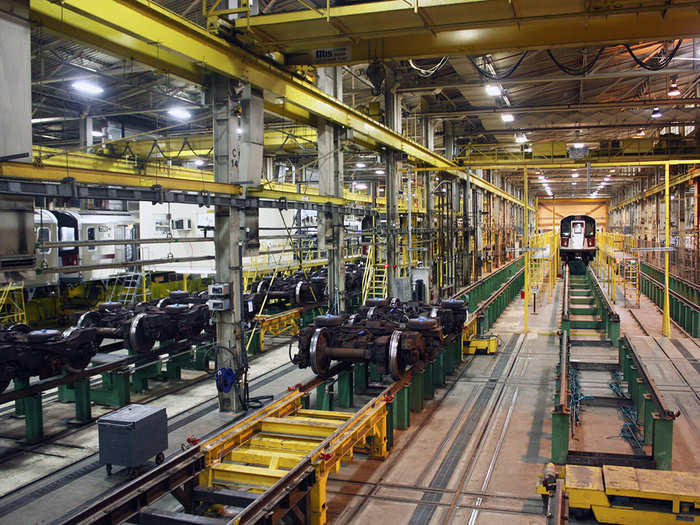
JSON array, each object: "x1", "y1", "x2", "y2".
[
  {"x1": 623, "y1": 257, "x2": 640, "y2": 308},
  {"x1": 368, "y1": 265, "x2": 387, "y2": 300},
  {"x1": 0, "y1": 281, "x2": 27, "y2": 325}
]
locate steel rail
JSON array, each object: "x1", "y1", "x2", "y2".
[
  {"x1": 556, "y1": 330, "x2": 570, "y2": 415},
  {"x1": 588, "y1": 266, "x2": 620, "y2": 321},
  {"x1": 641, "y1": 260, "x2": 700, "y2": 295},
  {"x1": 621, "y1": 335, "x2": 679, "y2": 420},
  {"x1": 639, "y1": 270, "x2": 700, "y2": 313}
]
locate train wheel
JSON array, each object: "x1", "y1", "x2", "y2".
[
  {"x1": 128, "y1": 313, "x2": 157, "y2": 354},
  {"x1": 76, "y1": 312, "x2": 104, "y2": 346},
  {"x1": 309, "y1": 328, "x2": 331, "y2": 378},
  {"x1": 388, "y1": 330, "x2": 407, "y2": 381},
  {"x1": 8, "y1": 323, "x2": 31, "y2": 334}
]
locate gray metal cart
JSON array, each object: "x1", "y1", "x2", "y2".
[{"x1": 97, "y1": 404, "x2": 168, "y2": 476}]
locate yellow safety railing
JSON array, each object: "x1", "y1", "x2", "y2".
[
  {"x1": 0, "y1": 282, "x2": 27, "y2": 325},
  {"x1": 528, "y1": 231, "x2": 558, "y2": 305}
]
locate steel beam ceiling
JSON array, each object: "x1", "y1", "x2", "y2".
[{"x1": 28, "y1": 0, "x2": 529, "y2": 209}]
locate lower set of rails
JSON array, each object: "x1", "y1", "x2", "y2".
[
  {"x1": 54, "y1": 258, "x2": 525, "y2": 525},
  {"x1": 545, "y1": 262, "x2": 700, "y2": 524}
]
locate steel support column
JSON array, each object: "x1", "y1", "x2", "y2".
[
  {"x1": 212, "y1": 76, "x2": 262, "y2": 412},
  {"x1": 523, "y1": 167, "x2": 529, "y2": 333},
  {"x1": 663, "y1": 162, "x2": 671, "y2": 337},
  {"x1": 385, "y1": 69, "x2": 401, "y2": 294},
  {"x1": 317, "y1": 67, "x2": 345, "y2": 313}
]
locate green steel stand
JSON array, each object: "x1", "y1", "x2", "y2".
[
  {"x1": 409, "y1": 373, "x2": 423, "y2": 412},
  {"x1": 23, "y1": 394, "x2": 43, "y2": 444},
  {"x1": 423, "y1": 363, "x2": 434, "y2": 400},
  {"x1": 353, "y1": 362, "x2": 368, "y2": 394},
  {"x1": 551, "y1": 411, "x2": 570, "y2": 464},
  {"x1": 71, "y1": 378, "x2": 92, "y2": 425},
  {"x1": 394, "y1": 386, "x2": 410, "y2": 430},
  {"x1": 316, "y1": 383, "x2": 334, "y2": 411},
  {"x1": 652, "y1": 414, "x2": 674, "y2": 470},
  {"x1": 14, "y1": 378, "x2": 29, "y2": 417},
  {"x1": 337, "y1": 368, "x2": 353, "y2": 408}
]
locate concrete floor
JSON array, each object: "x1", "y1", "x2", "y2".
[{"x1": 0, "y1": 277, "x2": 697, "y2": 525}]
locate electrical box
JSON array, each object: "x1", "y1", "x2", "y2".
[
  {"x1": 208, "y1": 282, "x2": 231, "y2": 311},
  {"x1": 97, "y1": 404, "x2": 167, "y2": 468}
]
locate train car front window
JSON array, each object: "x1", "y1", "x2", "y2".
[{"x1": 573, "y1": 223, "x2": 583, "y2": 234}]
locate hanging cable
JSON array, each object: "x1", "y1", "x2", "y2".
[
  {"x1": 624, "y1": 40, "x2": 683, "y2": 70},
  {"x1": 546, "y1": 48, "x2": 605, "y2": 75},
  {"x1": 468, "y1": 51, "x2": 529, "y2": 80},
  {"x1": 409, "y1": 57, "x2": 448, "y2": 77}
]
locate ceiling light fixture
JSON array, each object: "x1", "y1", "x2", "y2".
[
  {"x1": 168, "y1": 107, "x2": 191, "y2": 120},
  {"x1": 236, "y1": 127, "x2": 243, "y2": 135},
  {"x1": 72, "y1": 80, "x2": 104, "y2": 95},
  {"x1": 355, "y1": 162, "x2": 366, "y2": 168},
  {"x1": 356, "y1": 183, "x2": 368, "y2": 190},
  {"x1": 484, "y1": 84, "x2": 502, "y2": 96},
  {"x1": 572, "y1": 182, "x2": 577, "y2": 185},
  {"x1": 572, "y1": 173, "x2": 579, "y2": 178},
  {"x1": 573, "y1": 143, "x2": 585, "y2": 149},
  {"x1": 604, "y1": 177, "x2": 611, "y2": 182},
  {"x1": 668, "y1": 76, "x2": 681, "y2": 97},
  {"x1": 501, "y1": 113, "x2": 514, "y2": 122},
  {"x1": 375, "y1": 169, "x2": 385, "y2": 175},
  {"x1": 538, "y1": 175, "x2": 545, "y2": 180},
  {"x1": 651, "y1": 106, "x2": 663, "y2": 118},
  {"x1": 194, "y1": 159, "x2": 204, "y2": 166},
  {"x1": 91, "y1": 130, "x2": 104, "y2": 138},
  {"x1": 515, "y1": 133, "x2": 527, "y2": 144}
]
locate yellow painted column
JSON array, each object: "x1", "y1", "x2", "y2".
[
  {"x1": 663, "y1": 162, "x2": 671, "y2": 336},
  {"x1": 524, "y1": 167, "x2": 529, "y2": 333},
  {"x1": 311, "y1": 470, "x2": 328, "y2": 525}
]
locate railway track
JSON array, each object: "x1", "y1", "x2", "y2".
[{"x1": 0, "y1": 360, "x2": 299, "y2": 520}]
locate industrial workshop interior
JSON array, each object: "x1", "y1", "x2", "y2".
[{"x1": 2, "y1": 1, "x2": 700, "y2": 525}]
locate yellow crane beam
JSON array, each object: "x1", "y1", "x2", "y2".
[
  {"x1": 29, "y1": 0, "x2": 529, "y2": 209},
  {"x1": 228, "y1": 0, "x2": 700, "y2": 65}
]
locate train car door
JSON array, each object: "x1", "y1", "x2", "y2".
[{"x1": 570, "y1": 220, "x2": 586, "y2": 250}]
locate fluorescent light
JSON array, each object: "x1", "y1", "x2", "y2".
[
  {"x1": 651, "y1": 106, "x2": 662, "y2": 118},
  {"x1": 668, "y1": 77, "x2": 681, "y2": 97},
  {"x1": 573, "y1": 143, "x2": 584, "y2": 149},
  {"x1": 515, "y1": 134, "x2": 527, "y2": 144},
  {"x1": 236, "y1": 127, "x2": 243, "y2": 135},
  {"x1": 168, "y1": 107, "x2": 191, "y2": 120},
  {"x1": 484, "y1": 84, "x2": 501, "y2": 96},
  {"x1": 538, "y1": 175, "x2": 545, "y2": 180},
  {"x1": 604, "y1": 177, "x2": 610, "y2": 182},
  {"x1": 375, "y1": 169, "x2": 385, "y2": 175},
  {"x1": 571, "y1": 182, "x2": 577, "y2": 185},
  {"x1": 194, "y1": 159, "x2": 204, "y2": 166},
  {"x1": 501, "y1": 113, "x2": 514, "y2": 122},
  {"x1": 72, "y1": 80, "x2": 103, "y2": 95},
  {"x1": 91, "y1": 130, "x2": 104, "y2": 138},
  {"x1": 355, "y1": 183, "x2": 368, "y2": 190},
  {"x1": 571, "y1": 173, "x2": 579, "y2": 178},
  {"x1": 355, "y1": 162, "x2": 366, "y2": 168}
]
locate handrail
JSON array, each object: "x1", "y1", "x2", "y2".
[
  {"x1": 562, "y1": 265, "x2": 569, "y2": 321},
  {"x1": 556, "y1": 330, "x2": 570, "y2": 414},
  {"x1": 455, "y1": 255, "x2": 524, "y2": 297},
  {"x1": 588, "y1": 266, "x2": 619, "y2": 321}
]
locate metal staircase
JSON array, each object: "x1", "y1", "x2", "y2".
[
  {"x1": 110, "y1": 272, "x2": 149, "y2": 304},
  {"x1": 0, "y1": 282, "x2": 27, "y2": 325}
]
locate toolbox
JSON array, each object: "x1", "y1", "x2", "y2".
[{"x1": 97, "y1": 404, "x2": 168, "y2": 474}]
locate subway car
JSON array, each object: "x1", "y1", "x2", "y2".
[{"x1": 560, "y1": 215, "x2": 597, "y2": 265}]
